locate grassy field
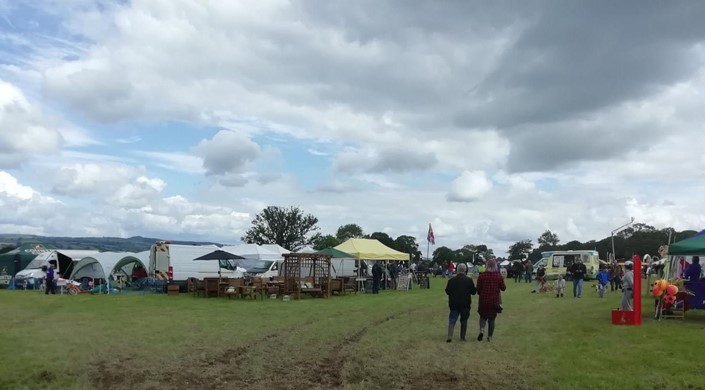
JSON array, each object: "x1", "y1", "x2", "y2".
[{"x1": 2, "y1": 278, "x2": 705, "y2": 390}]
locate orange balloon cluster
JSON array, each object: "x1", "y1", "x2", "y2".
[{"x1": 651, "y1": 279, "x2": 679, "y2": 299}]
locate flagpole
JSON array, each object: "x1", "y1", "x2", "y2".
[{"x1": 426, "y1": 239, "x2": 430, "y2": 262}]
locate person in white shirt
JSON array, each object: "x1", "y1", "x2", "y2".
[
  {"x1": 555, "y1": 275, "x2": 566, "y2": 298},
  {"x1": 620, "y1": 261, "x2": 635, "y2": 310}
]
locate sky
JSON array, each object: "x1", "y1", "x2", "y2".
[{"x1": 1, "y1": 1, "x2": 705, "y2": 254}]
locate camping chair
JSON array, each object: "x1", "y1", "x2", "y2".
[{"x1": 661, "y1": 292, "x2": 687, "y2": 320}]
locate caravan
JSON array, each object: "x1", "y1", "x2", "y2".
[{"x1": 533, "y1": 250, "x2": 601, "y2": 281}]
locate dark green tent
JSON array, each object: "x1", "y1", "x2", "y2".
[
  {"x1": 315, "y1": 248, "x2": 354, "y2": 258},
  {"x1": 0, "y1": 242, "x2": 51, "y2": 276},
  {"x1": 668, "y1": 230, "x2": 705, "y2": 256}
]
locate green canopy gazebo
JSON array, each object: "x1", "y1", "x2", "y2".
[{"x1": 668, "y1": 231, "x2": 705, "y2": 256}]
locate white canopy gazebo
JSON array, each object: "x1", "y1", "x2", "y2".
[{"x1": 69, "y1": 251, "x2": 150, "y2": 284}]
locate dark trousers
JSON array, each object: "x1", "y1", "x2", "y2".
[
  {"x1": 45, "y1": 279, "x2": 56, "y2": 295},
  {"x1": 372, "y1": 278, "x2": 380, "y2": 294}
]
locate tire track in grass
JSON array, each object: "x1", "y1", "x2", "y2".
[{"x1": 310, "y1": 307, "x2": 419, "y2": 389}]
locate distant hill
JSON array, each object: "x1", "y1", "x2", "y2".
[{"x1": 0, "y1": 234, "x2": 223, "y2": 253}]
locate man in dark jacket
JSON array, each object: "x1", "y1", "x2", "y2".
[
  {"x1": 371, "y1": 262, "x2": 383, "y2": 294},
  {"x1": 570, "y1": 260, "x2": 587, "y2": 298},
  {"x1": 44, "y1": 261, "x2": 57, "y2": 295},
  {"x1": 445, "y1": 263, "x2": 477, "y2": 342}
]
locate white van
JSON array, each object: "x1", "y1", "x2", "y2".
[
  {"x1": 148, "y1": 242, "x2": 246, "y2": 289},
  {"x1": 220, "y1": 244, "x2": 284, "y2": 278},
  {"x1": 533, "y1": 250, "x2": 601, "y2": 280},
  {"x1": 14, "y1": 250, "x2": 100, "y2": 289}
]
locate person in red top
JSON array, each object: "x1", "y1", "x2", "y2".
[
  {"x1": 447, "y1": 261, "x2": 455, "y2": 277},
  {"x1": 476, "y1": 258, "x2": 506, "y2": 342}
]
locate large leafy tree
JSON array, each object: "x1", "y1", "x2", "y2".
[
  {"x1": 336, "y1": 224, "x2": 364, "y2": 241},
  {"x1": 366, "y1": 232, "x2": 395, "y2": 249},
  {"x1": 538, "y1": 230, "x2": 560, "y2": 248},
  {"x1": 241, "y1": 206, "x2": 320, "y2": 251},
  {"x1": 508, "y1": 239, "x2": 533, "y2": 260},
  {"x1": 394, "y1": 235, "x2": 420, "y2": 259},
  {"x1": 432, "y1": 246, "x2": 455, "y2": 266},
  {"x1": 312, "y1": 234, "x2": 341, "y2": 250}
]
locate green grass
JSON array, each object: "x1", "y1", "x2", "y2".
[{"x1": 2, "y1": 279, "x2": 705, "y2": 390}]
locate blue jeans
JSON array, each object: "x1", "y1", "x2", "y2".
[
  {"x1": 449, "y1": 308, "x2": 470, "y2": 325},
  {"x1": 573, "y1": 278, "x2": 583, "y2": 297}
]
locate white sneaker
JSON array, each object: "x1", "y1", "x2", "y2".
[{"x1": 487, "y1": 336, "x2": 492, "y2": 342}]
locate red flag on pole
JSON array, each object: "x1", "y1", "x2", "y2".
[{"x1": 427, "y1": 223, "x2": 435, "y2": 245}]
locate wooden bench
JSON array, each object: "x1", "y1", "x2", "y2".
[{"x1": 301, "y1": 287, "x2": 324, "y2": 298}]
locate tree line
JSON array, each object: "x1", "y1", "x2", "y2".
[
  {"x1": 508, "y1": 224, "x2": 698, "y2": 263},
  {"x1": 241, "y1": 206, "x2": 422, "y2": 260},
  {"x1": 241, "y1": 206, "x2": 699, "y2": 266}
]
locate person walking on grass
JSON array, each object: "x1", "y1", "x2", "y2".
[
  {"x1": 513, "y1": 261, "x2": 523, "y2": 283},
  {"x1": 596, "y1": 266, "x2": 610, "y2": 298},
  {"x1": 609, "y1": 261, "x2": 621, "y2": 291},
  {"x1": 477, "y1": 259, "x2": 506, "y2": 343},
  {"x1": 444, "y1": 263, "x2": 476, "y2": 343},
  {"x1": 555, "y1": 275, "x2": 566, "y2": 298},
  {"x1": 569, "y1": 259, "x2": 587, "y2": 298},
  {"x1": 532, "y1": 264, "x2": 546, "y2": 293},
  {"x1": 523, "y1": 260, "x2": 533, "y2": 283}
]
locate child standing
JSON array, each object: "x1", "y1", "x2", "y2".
[
  {"x1": 597, "y1": 267, "x2": 610, "y2": 298},
  {"x1": 555, "y1": 275, "x2": 566, "y2": 298}
]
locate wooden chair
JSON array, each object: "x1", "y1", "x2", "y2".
[
  {"x1": 265, "y1": 281, "x2": 280, "y2": 298},
  {"x1": 240, "y1": 285, "x2": 258, "y2": 300},
  {"x1": 329, "y1": 278, "x2": 343, "y2": 296},
  {"x1": 224, "y1": 279, "x2": 243, "y2": 299},
  {"x1": 342, "y1": 277, "x2": 356, "y2": 295},
  {"x1": 252, "y1": 277, "x2": 266, "y2": 299},
  {"x1": 188, "y1": 278, "x2": 205, "y2": 297},
  {"x1": 203, "y1": 278, "x2": 220, "y2": 298}
]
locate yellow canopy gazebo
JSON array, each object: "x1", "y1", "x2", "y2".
[
  {"x1": 334, "y1": 239, "x2": 409, "y2": 261},
  {"x1": 335, "y1": 239, "x2": 410, "y2": 291}
]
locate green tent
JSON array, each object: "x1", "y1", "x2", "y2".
[
  {"x1": 668, "y1": 231, "x2": 705, "y2": 256},
  {"x1": 0, "y1": 242, "x2": 51, "y2": 276},
  {"x1": 316, "y1": 248, "x2": 355, "y2": 258}
]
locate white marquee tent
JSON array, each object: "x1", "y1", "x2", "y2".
[{"x1": 69, "y1": 251, "x2": 150, "y2": 281}]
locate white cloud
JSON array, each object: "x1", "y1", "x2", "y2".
[
  {"x1": 0, "y1": 171, "x2": 37, "y2": 200},
  {"x1": 0, "y1": 80, "x2": 62, "y2": 168},
  {"x1": 57, "y1": 126, "x2": 101, "y2": 147},
  {"x1": 1, "y1": 1, "x2": 705, "y2": 256},
  {"x1": 51, "y1": 163, "x2": 138, "y2": 196},
  {"x1": 447, "y1": 170, "x2": 493, "y2": 202},
  {"x1": 109, "y1": 176, "x2": 166, "y2": 209},
  {"x1": 135, "y1": 150, "x2": 205, "y2": 175},
  {"x1": 194, "y1": 130, "x2": 260, "y2": 176},
  {"x1": 116, "y1": 135, "x2": 142, "y2": 144}
]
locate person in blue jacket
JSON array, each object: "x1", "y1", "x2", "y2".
[{"x1": 596, "y1": 266, "x2": 610, "y2": 298}]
